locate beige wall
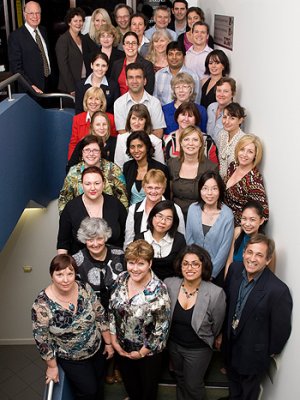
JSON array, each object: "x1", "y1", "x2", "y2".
[
  {"x1": 201, "y1": 1, "x2": 300, "y2": 399},
  {"x1": 0, "y1": 201, "x2": 59, "y2": 344}
]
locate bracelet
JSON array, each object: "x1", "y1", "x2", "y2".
[
  {"x1": 105, "y1": 342, "x2": 112, "y2": 346},
  {"x1": 138, "y1": 350, "x2": 145, "y2": 358}
]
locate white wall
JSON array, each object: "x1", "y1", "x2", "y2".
[
  {"x1": 200, "y1": 1, "x2": 300, "y2": 399},
  {"x1": 0, "y1": 201, "x2": 59, "y2": 344}
]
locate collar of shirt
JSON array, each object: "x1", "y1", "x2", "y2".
[
  {"x1": 86, "y1": 112, "x2": 92, "y2": 122},
  {"x1": 126, "y1": 89, "x2": 150, "y2": 105},
  {"x1": 140, "y1": 35, "x2": 150, "y2": 46},
  {"x1": 242, "y1": 266, "x2": 265, "y2": 284},
  {"x1": 85, "y1": 74, "x2": 108, "y2": 86},
  {"x1": 144, "y1": 230, "x2": 173, "y2": 258},
  {"x1": 188, "y1": 44, "x2": 211, "y2": 55},
  {"x1": 25, "y1": 22, "x2": 39, "y2": 37}
]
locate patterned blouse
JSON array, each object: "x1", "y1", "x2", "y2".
[
  {"x1": 32, "y1": 282, "x2": 109, "y2": 361},
  {"x1": 224, "y1": 162, "x2": 269, "y2": 226},
  {"x1": 58, "y1": 160, "x2": 128, "y2": 214},
  {"x1": 109, "y1": 271, "x2": 171, "y2": 355},
  {"x1": 217, "y1": 128, "x2": 245, "y2": 179}
]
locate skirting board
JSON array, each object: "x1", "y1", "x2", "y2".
[{"x1": 0, "y1": 338, "x2": 35, "y2": 345}]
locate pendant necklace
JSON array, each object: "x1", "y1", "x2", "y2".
[
  {"x1": 181, "y1": 283, "x2": 199, "y2": 299},
  {"x1": 51, "y1": 285, "x2": 76, "y2": 312}
]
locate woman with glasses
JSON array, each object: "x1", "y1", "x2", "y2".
[
  {"x1": 110, "y1": 31, "x2": 154, "y2": 95},
  {"x1": 163, "y1": 73, "x2": 207, "y2": 135},
  {"x1": 185, "y1": 170, "x2": 234, "y2": 285},
  {"x1": 59, "y1": 135, "x2": 127, "y2": 214},
  {"x1": 165, "y1": 244, "x2": 226, "y2": 400},
  {"x1": 135, "y1": 200, "x2": 186, "y2": 280},
  {"x1": 109, "y1": 239, "x2": 170, "y2": 400},
  {"x1": 57, "y1": 166, "x2": 127, "y2": 255},
  {"x1": 124, "y1": 169, "x2": 185, "y2": 249}
]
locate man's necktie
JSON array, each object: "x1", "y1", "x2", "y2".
[{"x1": 34, "y1": 29, "x2": 50, "y2": 77}]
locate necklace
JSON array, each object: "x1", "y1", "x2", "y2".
[
  {"x1": 50, "y1": 284, "x2": 76, "y2": 312},
  {"x1": 181, "y1": 283, "x2": 199, "y2": 299},
  {"x1": 203, "y1": 208, "x2": 219, "y2": 223}
]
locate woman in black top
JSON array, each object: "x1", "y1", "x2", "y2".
[
  {"x1": 135, "y1": 200, "x2": 186, "y2": 280},
  {"x1": 123, "y1": 131, "x2": 169, "y2": 205}
]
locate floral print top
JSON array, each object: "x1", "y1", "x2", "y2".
[
  {"x1": 109, "y1": 271, "x2": 171, "y2": 355},
  {"x1": 32, "y1": 282, "x2": 109, "y2": 361},
  {"x1": 58, "y1": 160, "x2": 128, "y2": 214}
]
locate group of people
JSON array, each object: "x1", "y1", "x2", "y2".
[{"x1": 12, "y1": 1, "x2": 292, "y2": 400}]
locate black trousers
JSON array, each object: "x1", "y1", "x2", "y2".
[
  {"x1": 57, "y1": 346, "x2": 106, "y2": 400},
  {"x1": 118, "y1": 352, "x2": 163, "y2": 400},
  {"x1": 228, "y1": 368, "x2": 263, "y2": 400}
]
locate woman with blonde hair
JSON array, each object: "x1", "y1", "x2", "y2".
[
  {"x1": 69, "y1": 86, "x2": 116, "y2": 160},
  {"x1": 68, "y1": 111, "x2": 116, "y2": 170},
  {"x1": 124, "y1": 169, "x2": 185, "y2": 248},
  {"x1": 89, "y1": 8, "x2": 112, "y2": 42},
  {"x1": 168, "y1": 125, "x2": 217, "y2": 218},
  {"x1": 224, "y1": 134, "x2": 269, "y2": 226},
  {"x1": 145, "y1": 29, "x2": 172, "y2": 72}
]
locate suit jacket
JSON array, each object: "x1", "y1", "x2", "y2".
[
  {"x1": 55, "y1": 31, "x2": 98, "y2": 93},
  {"x1": 165, "y1": 277, "x2": 226, "y2": 348},
  {"x1": 110, "y1": 54, "x2": 155, "y2": 95},
  {"x1": 123, "y1": 157, "x2": 170, "y2": 203},
  {"x1": 223, "y1": 262, "x2": 293, "y2": 375},
  {"x1": 8, "y1": 25, "x2": 51, "y2": 91}
]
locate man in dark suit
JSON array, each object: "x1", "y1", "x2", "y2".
[
  {"x1": 219, "y1": 233, "x2": 292, "y2": 400},
  {"x1": 8, "y1": 1, "x2": 53, "y2": 93}
]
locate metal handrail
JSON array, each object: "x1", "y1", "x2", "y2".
[
  {"x1": 47, "y1": 381, "x2": 54, "y2": 400},
  {"x1": 0, "y1": 73, "x2": 75, "y2": 110}
]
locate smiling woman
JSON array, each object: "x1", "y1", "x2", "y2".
[
  {"x1": 135, "y1": 200, "x2": 186, "y2": 280},
  {"x1": 55, "y1": 7, "x2": 98, "y2": 94},
  {"x1": 109, "y1": 239, "x2": 171, "y2": 400},
  {"x1": 185, "y1": 170, "x2": 234, "y2": 285}
]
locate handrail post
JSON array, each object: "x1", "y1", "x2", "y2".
[
  {"x1": 59, "y1": 97, "x2": 63, "y2": 111},
  {"x1": 7, "y1": 84, "x2": 14, "y2": 102}
]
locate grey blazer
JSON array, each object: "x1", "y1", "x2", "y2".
[{"x1": 164, "y1": 277, "x2": 226, "y2": 348}]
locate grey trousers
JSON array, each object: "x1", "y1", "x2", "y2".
[{"x1": 168, "y1": 340, "x2": 213, "y2": 400}]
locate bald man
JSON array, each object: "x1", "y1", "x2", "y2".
[{"x1": 8, "y1": 1, "x2": 53, "y2": 93}]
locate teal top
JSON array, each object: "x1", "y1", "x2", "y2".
[{"x1": 233, "y1": 233, "x2": 250, "y2": 262}]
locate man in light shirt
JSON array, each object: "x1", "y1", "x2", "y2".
[
  {"x1": 114, "y1": 63, "x2": 166, "y2": 138},
  {"x1": 185, "y1": 21, "x2": 212, "y2": 81}
]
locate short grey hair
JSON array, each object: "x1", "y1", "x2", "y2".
[{"x1": 77, "y1": 217, "x2": 112, "y2": 243}]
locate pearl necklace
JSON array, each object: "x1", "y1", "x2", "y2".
[{"x1": 181, "y1": 283, "x2": 199, "y2": 299}]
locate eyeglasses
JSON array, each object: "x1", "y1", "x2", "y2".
[
  {"x1": 182, "y1": 261, "x2": 201, "y2": 269},
  {"x1": 154, "y1": 213, "x2": 173, "y2": 223},
  {"x1": 201, "y1": 186, "x2": 219, "y2": 193},
  {"x1": 83, "y1": 149, "x2": 100, "y2": 154},
  {"x1": 25, "y1": 11, "x2": 41, "y2": 16},
  {"x1": 124, "y1": 41, "x2": 138, "y2": 46},
  {"x1": 144, "y1": 186, "x2": 164, "y2": 192},
  {"x1": 174, "y1": 85, "x2": 191, "y2": 91}
]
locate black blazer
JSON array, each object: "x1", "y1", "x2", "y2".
[
  {"x1": 8, "y1": 25, "x2": 51, "y2": 91},
  {"x1": 222, "y1": 262, "x2": 292, "y2": 375},
  {"x1": 110, "y1": 54, "x2": 155, "y2": 95},
  {"x1": 55, "y1": 31, "x2": 98, "y2": 93},
  {"x1": 123, "y1": 157, "x2": 170, "y2": 204},
  {"x1": 99, "y1": 46, "x2": 124, "y2": 78}
]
